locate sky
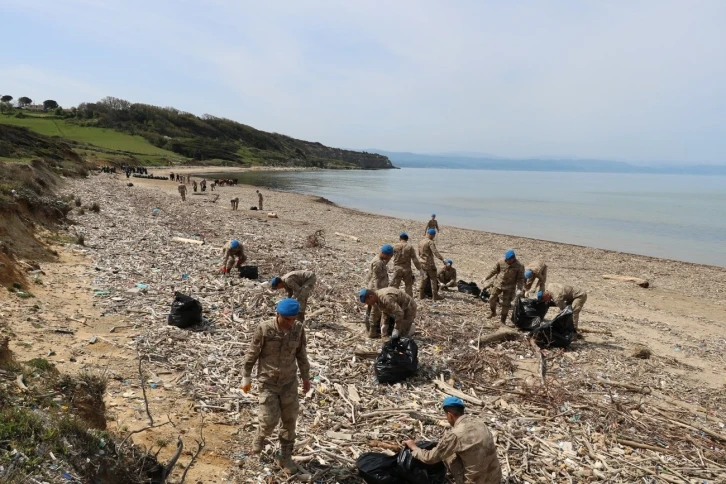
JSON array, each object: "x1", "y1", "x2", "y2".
[{"x1": 2, "y1": 0, "x2": 725, "y2": 164}]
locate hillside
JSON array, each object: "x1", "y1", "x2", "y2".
[{"x1": 70, "y1": 97, "x2": 392, "y2": 169}]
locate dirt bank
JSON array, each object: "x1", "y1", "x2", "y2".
[{"x1": 2, "y1": 169, "x2": 724, "y2": 483}]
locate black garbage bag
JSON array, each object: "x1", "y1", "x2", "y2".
[
  {"x1": 356, "y1": 452, "x2": 398, "y2": 484},
  {"x1": 167, "y1": 292, "x2": 202, "y2": 329},
  {"x1": 511, "y1": 296, "x2": 549, "y2": 331},
  {"x1": 457, "y1": 280, "x2": 481, "y2": 297},
  {"x1": 395, "y1": 441, "x2": 447, "y2": 484},
  {"x1": 479, "y1": 288, "x2": 490, "y2": 302},
  {"x1": 238, "y1": 265, "x2": 259, "y2": 279},
  {"x1": 375, "y1": 337, "x2": 418, "y2": 384},
  {"x1": 531, "y1": 306, "x2": 575, "y2": 348}
]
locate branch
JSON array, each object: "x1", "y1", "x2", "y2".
[{"x1": 138, "y1": 351, "x2": 154, "y2": 425}]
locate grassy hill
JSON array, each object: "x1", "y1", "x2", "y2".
[{"x1": 0, "y1": 97, "x2": 393, "y2": 169}]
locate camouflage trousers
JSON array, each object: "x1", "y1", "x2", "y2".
[
  {"x1": 293, "y1": 276, "x2": 317, "y2": 322},
  {"x1": 419, "y1": 268, "x2": 439, "y2": 299},
  {"x1": 225, "y1": 254, "x2": 247, "y2": 272},
  {"x1": 390, "y1": 267, "x2": 414, "y2": 296},
  {"x1": 257, "y1": 379, "x2": 299, "y2": 442},
  {"x1": 488, "y1": 286, "x2": 516, "y2": 324}
]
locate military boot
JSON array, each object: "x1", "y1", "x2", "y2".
[
  {"x1": 251, "y1": 435, "x2": 267, "y2": 454},
  {"x1": 277, "y1": 439, "x2": 298, "y2": 474}
]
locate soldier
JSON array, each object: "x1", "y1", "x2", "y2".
[
  {"x1": 359, "y1": 287, "x2": 417, "y2": 338},
  {"x1": 524, "y1": 260, "x2": 548, "y2": 296},
  {"x1": 437, "y1": 259, "x2": 457, "y2": 289},
  {"x1": 169, "y1": 171, "x2": 174, "y2": 180},
  {"x1": 365, "y1": 245, "x2": 393, "y2": 337},
  {"x1": 221, "y1": 239, "x2": 246, "y2": 274},
  {"x1": 177, "y1": 182, "x2": 187, "y2": 201},
  {"x1": 230, "y1": 197, "x2": 239, "y2": 210},
  {"x1": 418, "y1": 229, "x2": 445, "y2": 300},
  {"x1": 425, "y1": 213, "x2": 440, "y2": 234},
  {"x1": 404, "y1": 397, "x2": 502, "y2": 484},
  {"x1": 540, "y1": 283, "x2": 588, "y2": 330},
  {"x1": 257, "y1": 190, "x2": 264, "y2": 210},
  {"x1": 482, "y1": 250, "x2": 525, "y2": 325},
  {"x1": 391, "y1": 233, "x2": 423, "y2": 297},
  {"x1": 242, "y1": 298, "x2": 310, "y2": 475},
  {"x1": 193, "y1": 180, "x2": 198, "y2": 192},
  {"x1": 270, "y1": 271, "x2": 317, "y2": 322},
  {"x1": 200, "y1": 178, "x2": 207, "y2": 192}
]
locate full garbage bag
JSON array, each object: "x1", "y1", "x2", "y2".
[
  {"x1": 531, "y1": 306, "x2": 575, "y2": 348},
  {"x1": 167, "y1": 292, "x2": 202, "y2": 329},
  {"x1": 356, "y1": 452, "x2": 398, "y2": 484},
  {"x1": 395, "y1": 441, "x2": 447, "y2": 484},
  {"x1": 511, "y1": 296, "x2": 549, "y2": 331},
  {"x1": 356, "y1": 441, "x2": 445, "y2": 484},
  {"x1": 375, "y1": 337, "x2": 418, "y2": 384},
  {"x1": 457, "y1": 280, "x2": 481, "y2": 297},
  {"x1": 238, "y1": 265, "x2": 259, "y2": 279}
]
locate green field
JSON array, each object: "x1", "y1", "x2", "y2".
[{"x1": 0, "y1": 115, "x2": 177, "y2": 157}]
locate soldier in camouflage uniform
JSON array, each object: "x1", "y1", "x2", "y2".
[
  {"x1": 418, "y1": 229, "x2": 445, "y2": 300},
  {"x1": 222, "y1": 239, "x2": 246, "y2": 274},
  {"x1": 405, "y1": 397, "x2": 502, "y2": 484},
  {"x1": 365, "y1": 245, "x2": 393, "y2": 337},
  {"x1": 270, "y1": 270, "x2": 317, "y2": 322},
  {"x1": 541, "y1": 283, "x2": 588, "y2": 330},
  {"x1": 524, "y1": 260, "x2": 548, "y2": 297},
  {"x1": 482, "y1": 250, "x2": 525, "y2": 325},
  {"x1": 437, "y1": 259, "x2": 457, "y2": 289},
  {"x1": 391, "y1": 233, "x2": 423, "y2": 297},
  {"x1": 242, "y1": 299, "x2": 311, "y2": 475},
  {"x1": 425, "y1": 213, "x2": 441, "y2": 234},
  {"x1": 360, "y1": 287, "x2": 417, "y2": 338}
]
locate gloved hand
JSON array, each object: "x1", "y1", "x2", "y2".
[
  {"x1": 419, "y1": 270, "x2": 426, "y2": 279},
  {"x1": 302, "y1": 379, "x2": 311, "y2": 393},
  {"x1": 241, "y1": 377, "x2": 251, "y2": 393},
  {"x1": 516, "y1": 289, "x2": 523, "y2": 297},
  {"x1": 391, "y1": 329, "x2": 400, "y2": 338},
  {"x1": 221, "y1": 266, "x2": 227, "y2": 274}
]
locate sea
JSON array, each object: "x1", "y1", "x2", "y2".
[{"x1": 205, "y1": 168, "x2": 726, "y2": 267}]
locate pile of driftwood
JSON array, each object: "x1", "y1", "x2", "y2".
[{"x1": 60, "y1": 177, "x2": 725, "y2": 483}]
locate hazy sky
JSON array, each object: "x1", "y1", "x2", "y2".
[{"x1": 3, "y1": 1, "x2": 725, "y2": 164}]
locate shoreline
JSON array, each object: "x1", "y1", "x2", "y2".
[{"x1": 158, "y1": 166, "x2": 726, "y2": 270}]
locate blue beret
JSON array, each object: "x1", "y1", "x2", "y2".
[
  {"x1": 359, "y1": 288, "x2": 368, "y2": 303},
  {"x1": 427, "y1": 228, "x2": 437, "y2": 236},
  {"x1": 537, "y1": 291, "x2": 544, "y2": 301},
  {"x1": 431, "y1": 214, "x2": 436, "y2": 217},
  {"x1": 230, "y1": 239, "x2": 240, "y2": 249},
  {"x1": 270, "y1": 277, "x2": 281, "y2": 288},
  {"x1": 505, "y1": 249, "x2": 515, "y2": 260},
  {"x1": 276, "y1": 298, "x2": 300, "y2": 316},
  {"x1": 442, "y1": 396, "x2": 465, "y2": 409},
  {"x1": 445, "y1": 259, "x2": 453, "y2": 265},
  {"x1": 524, "y1": 269, "x2": 533, "y2": 279},
  {"x1": 381, "y1": 244, "x2": 394, "y2": 255},
  {"x1": 399, "y1": 232, "x2": 408, "y2": 239}
]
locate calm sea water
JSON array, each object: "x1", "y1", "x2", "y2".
[{"x1": 207, "y1": 168, "x2": 726, "y2": 267}]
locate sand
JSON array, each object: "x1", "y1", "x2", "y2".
[{"x1": 2, "y1": 167, "x2": 724, "y2": 482}]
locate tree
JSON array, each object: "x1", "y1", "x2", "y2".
[
  {"x1": 18, "y1": 96, "x2": 32, "y2": 107},
  {"x1": 0, "y1": 95, "x2": 12, "y2": 103},
  {"x1": 0, "y1": 102, "x2": 13, "y2": 114},
  {"x1": 43, "y1": 100, "x2": 59, "y2": 110}
]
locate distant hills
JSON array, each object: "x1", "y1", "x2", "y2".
[
  {"x1": 0, "y1": 97, "x2": 393, "y2": 169},
  {"x1": 366, "y1": 149, "x2": 726, "y2": 175}
]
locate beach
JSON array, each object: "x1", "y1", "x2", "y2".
[{"x1": 2, "y1": 167, "x2": 725, "y2": 482}]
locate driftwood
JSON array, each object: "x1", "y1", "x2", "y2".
[
  {"x1": 171, "y1": 237, "x2": 204, "y2": 245},
  {"x1": 433, "y1": 378, "x2": 483, "y2": 406},
  {"x1": 476, "y1": 327, "x2": 520, "y2": 345},
  {"x1": 334, "y1": 232, "x2": 360, "y2": 242},
  {"x1": 602, "y1": 274, "x2": 649, "y2": 288},
  {"x1": 596, "y1": 377, "x2": 651, "y2": 394}
]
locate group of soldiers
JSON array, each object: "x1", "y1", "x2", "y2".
[
  {"x1": 176, "y1": 177, "x2": 265, "y2": 211},
  {"x1": 225, "y1": 212, "x2": 588, "y2": 482}
]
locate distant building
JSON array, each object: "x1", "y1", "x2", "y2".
[{"x1": 25, "y1": 104, "x2": 46, "y2": 112}]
